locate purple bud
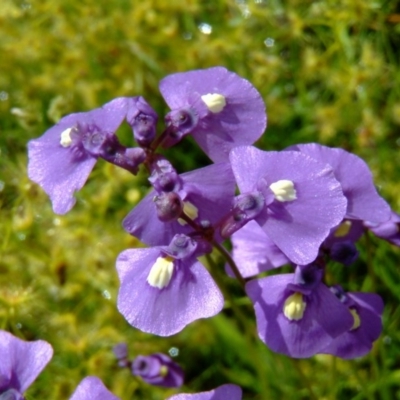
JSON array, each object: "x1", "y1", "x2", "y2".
[
  {"x1": 330, "y1": 241, "x2": 359, "y2": 266},
  {"x1": 163, "y1": 234, "x2": 198, "y2": 259},
  {"x1": 164, "y1": 109, "x2": 199, "y2": 147},
  {"x1": 149, "y1": 159, "x2": 182, "y2": 192},
  {"x1": 112, "y1": 343, "x2": 128, "y2": 360},
  {"x1": 126, "y1": 97, "x2": 158, "y2": 148},
  {"x1": 131, "y1": 353, "x2": 184, "y2": 388},
  {"x1": 154, "y1": 193, "x2": 183, "y2": 222},
  {"x1": 219, "y1": 192, "x2": 264, "y2": 238}
]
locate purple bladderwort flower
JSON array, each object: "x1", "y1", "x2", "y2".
[
  {"x1": 123, "y1": 160, "x2": 235, "y2": 246},
  {"x1": 166, "y1": 384, "x2": 242, "y2": 400},
  {"x1": 159, "y1": 67, "x2": 267, "y2": 162},
  {"x1": 113, "y1": 343, "x2": 184, "y2": 388},
  {"x1": 227, "y1": 220, "x2": 289, "y2": 278},
  {"x1": 226, "y1": 146, "x2": 347, "y2": 265},
  {"x1": 132, "y1": 353, "x2": 184, "y2": 388},
  {"x1": 0, "y1": 330, "x2": 53, "y2": 399},
  {"x1": 323, "y1": 286, "x2": 384, "y2": 359},
  {"x1": 365, "y1": 210, "x2": 400, "y2": 247},
  {"x1": 245, "y1": 264, "x2": 354, "y2": 358},
  {"x1": 69, "y1": 376, "x2": 119, "y2": 400},
  {"x1": 27, "y1": 97, "x2": 146, "y2": 214},
  {"x1": 116, "y1": 234, "x2": 223, "y2": 336},
  {"x1": 288, "y1": 143, "x2": 391, "y2": 224}
]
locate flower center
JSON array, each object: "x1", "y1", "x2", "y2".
[
  {"x1": 60, "y1": 127, "x2": 74, "y2": 147},
  {"x1": 178, "y1": 201, "x2": 199, "y2": 225},
  {"x1": 269, "y1": 180, "x2": 297, "y2": 202},
  {"x1": 147, "y1": 256, "x2": 174, "y2": 289},
  {"x1": 349, "y1": 308, "x2": 361, "y2": 330},
  {"x1": 201, "y1": 93, "x2": 226, "y2": 113},
  {"x1": 283, "y1": 292, "x2": 306, "y2": 321},
  {"x1": 334, "y1": 221, "x2": 352, "y2": 237}
]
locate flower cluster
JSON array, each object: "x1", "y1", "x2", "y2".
[{"x1": 18, "y1": 66, "x2": 396, "y2": 397}]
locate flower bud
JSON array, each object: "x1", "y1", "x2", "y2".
[{"x1": 154, "y1": 192, "x2": 183, "y2": 222}]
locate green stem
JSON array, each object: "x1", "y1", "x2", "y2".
[{"x1": 211, "y1": 240, "x2": 246, "y2": 288}]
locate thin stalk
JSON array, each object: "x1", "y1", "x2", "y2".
[{"x1": 211, "y1": 240, "x2": 246, "y2": 288}]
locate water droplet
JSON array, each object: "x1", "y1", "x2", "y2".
[
  {"x1": 102, "y1": 290, "x2": 111, "y2": 300},
  {"x1": 264, "y1": 38, "x2": 275, "y2": 47},
  {"x1": 238, "y1": 4, "x2": 251, "y2": 18},
  {"x1": 0, "y1": 181, "x2": 4, "y2": 191},
  {"x1": 168, "y1": 347, "x2": 179, "y2": 357},
  {"x1": 21, "y1": 3, "x2": 31, "y2": 10},
  {"x1": 0, "y1": 91, "x2": 8, "y2": 101},
  {"x1": 17, "y1": 233, "x2": 26, "y2": 241},
  {"x1": 198, "y1": 23, "x2": 212, "y2": 35},
  {"x1": 383, "y1": 336, "x2": 392, "y2": 345},
  {"x1": 183, "y1": 32, "x2": 192, "y2": 40},
  {"x1": 396, "y1": 138, "x2": 400, "y2": 146},
  {"x1": 16, "y1": 323, "x2": 22, "y2": 329}
]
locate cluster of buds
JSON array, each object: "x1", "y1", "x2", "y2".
[{"x1": 2, "y1": 67, "x2": 396, "y2": 398}]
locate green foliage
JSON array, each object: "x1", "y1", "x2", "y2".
[{"x1": 1, "y1": 0, "x2": 400, "y2": 398}]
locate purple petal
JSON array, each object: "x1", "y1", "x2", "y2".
[
  {"x1": 69, "y1": 376, "x2": 119, "y2": 400},
  {"x1": 290, "y1": 143, "x2": 391, "y2": 224},
  {"x1": 230, "y1": 147, "x2": 347, "y2": 265},
  {"x1": 0, "y1": 330, "x2": 53, "y2": 393},
  {"x1": 116, "y1": 248, "x2": 224, "y2": 336},
  {"x1": 228, "y1": 220, "x2": 289, "y2": 278},
  {"x1": 123, "y1": 163, "x2": 235, "y2": 246},
  {"x1": 246, "y1": 275, "x2": 353, "y2": 358},
  {"x1": 322, "y1": 292, "x2": 384, "y2": 359},
  {"x1": 160, "y1": 67, "x2": 266, "y2": 162},
  {"x1": 368, "y1": 211, "x2": 400, "y2": 246},
  {"x1": 166, "y1": 384, "x2": 242, "y2": 400}
]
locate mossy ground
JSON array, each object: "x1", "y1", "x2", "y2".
[{"x1": 1, "y1": 1, "x2": 400, "y2": 399}]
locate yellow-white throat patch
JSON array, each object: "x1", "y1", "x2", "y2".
[
  {"x1": 283, "y1": 292, "x2": 306, "y2": 321},
  {"x1": 269, "y1": 180, "x2": 297, "y2": 202},
  {"x1": 60, "y1": 127, "x2": 74, "y2": 147},
  {"x1": 201, "y1": 93, "x2": 226, "y2": 113},
  {"x1": 147, "y1": 256, "x2": 174, "y2": 289}
]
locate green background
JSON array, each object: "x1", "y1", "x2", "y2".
[{"x1": 1, "y1": 0, "x2": 400, "y2": 398}]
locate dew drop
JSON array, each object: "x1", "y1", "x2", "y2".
[
  {"x1": 102, "y1": 290, "x2": 111, "y2": 300},
  {"x1": 264, "y1": 37, "x2": 275, "y2": 47},
  {"x1": 198, "y1": 23, "x2": 212, "y2": 35},
  {"x1": 0, "y1": 91, "x2": 8, "y2": 101},
  {"x1": 169, "y1": 347, "x2": 179, "y2": 357}
]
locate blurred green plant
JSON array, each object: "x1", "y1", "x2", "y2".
[{"x1": 1, "y1": 0, "x2": 400, "y2": 399}]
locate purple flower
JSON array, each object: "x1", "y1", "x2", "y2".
[
  {"x1": 159, "y1": 67, "x2": 267, "y2": 162},
  {"x1": 366, "y1": 211, "x2": 400, "y2": 246},
  {"x1": 323, "y1": 287, "x2": 384, "y2": 359},
  {"x1": 166, "y1": 384, "x2": 242, "y2": 400},
  {"x1": 228, "y1": 220, "x2": 289, "y2": 278},
  {"x1": 228, "y1": 146, "x2": 347, "y2": 265},
  {"x1": 116, "y1": 234, "x2": 224, "y2": 336},
  {"x1": 289, "y1": 143, "x2": 391, "y2": 224},
  {"x1": 69, "y1": 376, "x2": 119, "y2": 400},
  {"x1": 123, "y1": 161, "x2": 235, "y2": 246},
  {"x1": 0, "y1": 330, "x2": 53, "y2": 399},
  {"x1": 245, "y1": 265, "x2": 354, "y2": 358},
  {"x1": 132, "y1": 353, "x2": 184, "y2": 388},
  {"x1": 27, "y1": 98, "x2": 146, "y2": 214}
]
